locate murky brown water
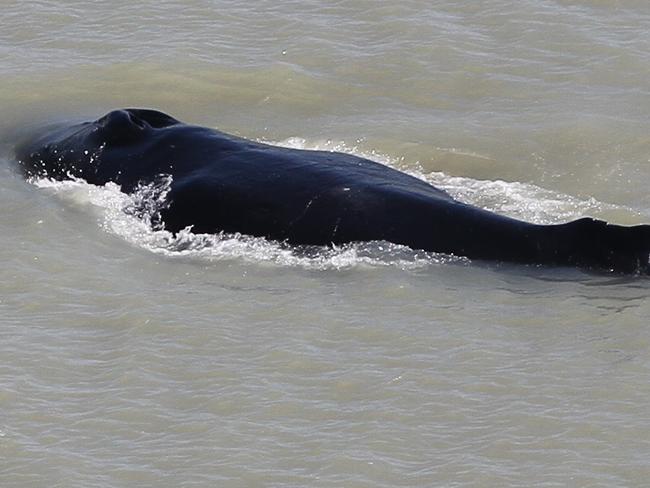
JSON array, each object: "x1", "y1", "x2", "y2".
[{"x1": 2, "y1": 1, "x2": 650, "y2": 486}]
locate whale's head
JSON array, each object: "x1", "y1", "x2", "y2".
[{"x1": 14, "y1": 109, "x2": 182, "y2": 182}]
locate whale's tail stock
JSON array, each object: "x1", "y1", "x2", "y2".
[{"x1": 543, "y1": 217, "x2": 650, "y2": 275}]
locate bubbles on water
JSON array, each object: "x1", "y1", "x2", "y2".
[
  {"x1": 161, "y1": 229, "x2": 464, "y2": 270},
  {"x1": 424, "y1": 172, "x2": 614, "y2": 224}
]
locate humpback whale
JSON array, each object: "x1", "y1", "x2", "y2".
[{"x1": 14, "y1": 108, "x2": 650, "y2": 274}]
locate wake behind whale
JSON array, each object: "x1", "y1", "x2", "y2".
[{"x1": 14, "y1": 108, "x2": 650, "y2": 274}]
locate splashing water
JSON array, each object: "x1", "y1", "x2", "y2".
[{"x1": 31, "y1": 171, "x2": 464, "y2": 271}]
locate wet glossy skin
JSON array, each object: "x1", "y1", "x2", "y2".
[{"x1": 14, "y1": 108, "x2": 650, "y2": 273}]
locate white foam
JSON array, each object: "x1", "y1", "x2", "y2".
[
  {"x1": 423, "y1": 172, "x2": 612, "y2": 224},
  {"x1": 31, "y1": 174, "x2": 464, "y2": 270}
]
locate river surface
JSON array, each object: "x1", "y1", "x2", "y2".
[{"x1": 2, "y1": 1, "x2": 650, "y2": 487}]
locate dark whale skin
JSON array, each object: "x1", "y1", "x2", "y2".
[{"x1": 14, "y1": 108, "x2": 650, "y2": 274}]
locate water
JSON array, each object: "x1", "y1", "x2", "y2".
[{"x1": 2, "y1": 1, "x2": 650, "y2": 486}]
